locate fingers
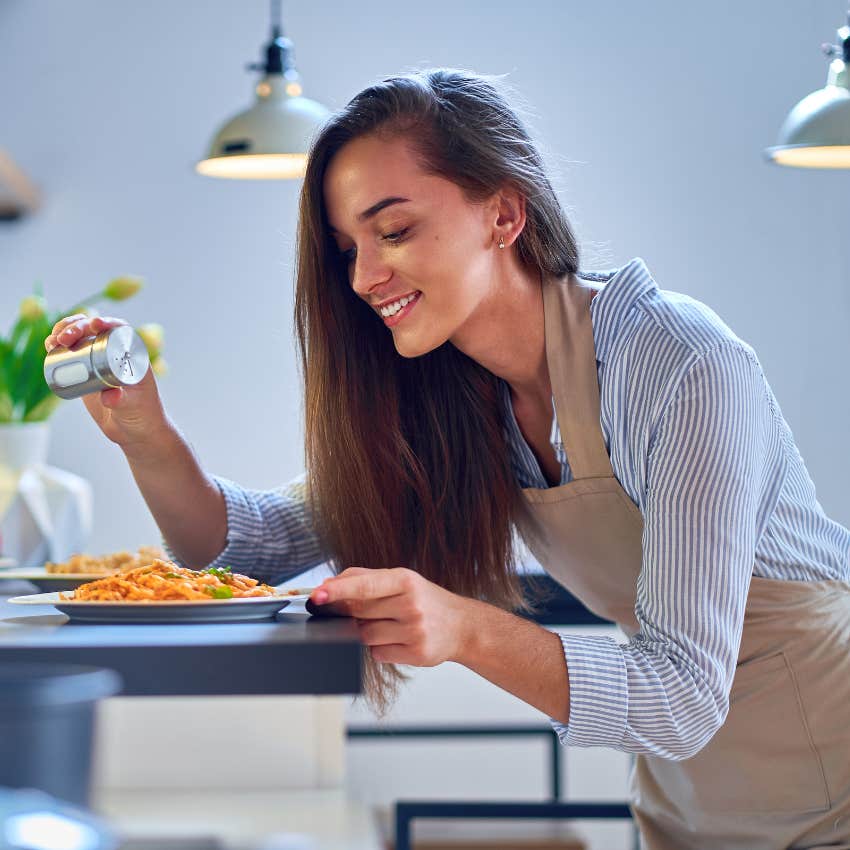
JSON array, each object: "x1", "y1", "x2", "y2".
[
  {"x1": 307, "y1": 592, "x2": 416, "y2": 623},
  {"x1": 356, "y1": 618, "x2": 408, "y2": 647},
  {"x1": 97, "y1": 387, "x2": 125, "y2": 409},
  {"x1": 45, "y1": 314, "x2": 128, "y2": 352},
  {"x1": 357, "y1": 618, "x2": 427, "y2": 666},
  {"x1": 45, "y1": 313, "x2": 86, "y2": 351},
  {"x1": 349, "y1": 594, "x2": 413, "y2": 620},
  {"x1": 369, "y1": 644, "x2": 408, "y2": 664},
  {"x1": 312, "y1": 567, "x2": 416, "y2": 607},
  {"x1": 310, "y1": 567, "x2": 454, "y2": 668}
]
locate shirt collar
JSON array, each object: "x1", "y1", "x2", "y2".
[{"x1": 583, "y1": 257, "x2": 657, "y2": 363}]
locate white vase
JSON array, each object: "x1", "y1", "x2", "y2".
[
  {"x1": 0, "y1": 421, "x2": 50, "y2": 469},
  {"x1": 0, "y1": 422, "x2": 93, "y2": 567}
]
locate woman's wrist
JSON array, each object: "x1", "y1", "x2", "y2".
[
  {"x1": 448, "y1": 595, "x2": 570, "y2": 724},
  {"x1": 449, "y1": 596, "x2": 490, "y2": 667}
]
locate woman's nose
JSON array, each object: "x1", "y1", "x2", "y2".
[{"x1": 350, "y1": 249, "x2": 391, "y2": 298}]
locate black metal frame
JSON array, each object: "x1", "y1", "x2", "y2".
[
  {"x1": 346, "y1": 574, "x2": 636, "y2": 850},
  {"x1": 394, "y1": 802, "x2": 632, "y2": 850},
  {"x1": 348, "y1": 725, "x2": 565, "y2": 796},
  {"x1": 347, "y1": 724, "x2": 633, "y2": 850}
]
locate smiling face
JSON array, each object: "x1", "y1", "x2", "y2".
[{"x1": 323, "y1": 132, "x2": 501, "y2": 358}]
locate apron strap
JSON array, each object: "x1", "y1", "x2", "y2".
[{"x1": 542, "y1": 273, "x2": 614, "y2": 480}]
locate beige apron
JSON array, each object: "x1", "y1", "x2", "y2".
[{"x1": 515, "y1": 273, "x2": 850, "y2": 849}]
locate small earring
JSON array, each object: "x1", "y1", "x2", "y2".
[{"x1": 498, "y1": 236, "x2": 505, "y2": 250}]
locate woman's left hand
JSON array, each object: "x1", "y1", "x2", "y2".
[{"x1": 308, "y1": 567, "x2": 471, "y2": 666}]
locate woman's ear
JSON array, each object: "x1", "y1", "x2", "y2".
[{"x1": 491, "y1": 187, "x2": 527, "y2": 249}]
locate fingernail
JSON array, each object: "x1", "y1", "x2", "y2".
[{"x1": 313, "y1": 590, "x2": 329, "y2": 605}]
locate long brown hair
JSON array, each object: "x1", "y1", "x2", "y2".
[{"x1": 294, "y1": 69, "x2": 579, "y2": 710}]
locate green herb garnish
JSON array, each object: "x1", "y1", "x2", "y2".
[
  {"x1": 203, "y1": 566, "x2": 233, "y2": 582},
  {"x1": 205, "y1": 585, "x2": 233, "y2": 599}
]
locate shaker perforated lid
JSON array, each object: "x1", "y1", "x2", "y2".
[{"x1": 90, "y1": 325, "x2": 149, "y2": 388}]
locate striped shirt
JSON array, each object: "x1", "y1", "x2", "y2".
[
  {"x1": 503, "y1": 258, "x2": 850, "y2": 758},
  {"x1": 167, "y1": 257, "x2": 850, "y2": 760}
]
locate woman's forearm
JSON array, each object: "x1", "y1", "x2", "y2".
[
  {"x1": 454, "y1": 598, "x2": 570, "y2": 724},
  {"x1": 121, "y1": 420, "x2": 227, "y2": 568}
]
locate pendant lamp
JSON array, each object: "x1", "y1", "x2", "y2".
[
  {"x1": 196, "y1": 0, "x2": 331, "y2": 180},
  {"x1": 765, "y1": 8, "x2": 850, "y2": 168}
]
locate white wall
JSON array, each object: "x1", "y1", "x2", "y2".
[
  {"x1": 345, "y1": 624, "x2": 635, "y2": 850},
  {"x1": 2, "y1": 2, "x2": 849, "y2": 848},
  {"x1": 1, "y1": 1, "x2": 848, "y2": 552}
]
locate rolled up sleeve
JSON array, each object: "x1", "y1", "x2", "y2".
[{"x1": 164, "y1": 471, "x2": 329, "y2": 585}]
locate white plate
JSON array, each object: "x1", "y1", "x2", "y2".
[
  {"x1": 8, "y1": 589, "x2": 316, "y2": 624},
  {"x1": 0, "y1": 568, "x2": 120, "y2": 592},
  {"x1": 0, "y1": 558, "x2": 17, "y2": 569},
  {"x1": 0, "y1": 569, "x2": 119, "y2": 579}
]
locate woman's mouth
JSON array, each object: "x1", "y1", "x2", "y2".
[{"x1": 379, "y1": 291, "x2": 421, "y2": 327}]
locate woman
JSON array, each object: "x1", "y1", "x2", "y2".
[{"x1": 46, "y1": 69, "x2": 850, "y2": 848}]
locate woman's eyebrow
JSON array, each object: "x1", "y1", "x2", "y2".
[
  {"x1": 358, "y1": 196, "x2": 410, "y2": 221},
  {"x1": 328, "y1": 197, "x2": 411, "y2": 234}
]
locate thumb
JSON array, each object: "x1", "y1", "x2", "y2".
[
  {"x1": 100, "y1": 387, "x2": 124, "y2": 408},
  {"x1": 100, "y1": 368, "x2": 157, "y2": 410}
]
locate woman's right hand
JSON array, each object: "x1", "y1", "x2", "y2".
[{"x1": 45, "y1": 314, "x2": 170, "y2": 453}]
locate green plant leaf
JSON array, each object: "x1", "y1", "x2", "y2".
[
  {"x1": 23, "y1": 394, "x2": 61, "y2": 422},
  {"x1": 4, "y1": 314, "x2": 51, "y2": 422},
  {"x1": 9, "y1": 315, "x2": 30, "y2": 351},
  {"x1": 0, "y1": 338, "x2": 11, "y2": 389},
  {"x1": 0, "y1": 391, "x2": 13, "y2": 423}
]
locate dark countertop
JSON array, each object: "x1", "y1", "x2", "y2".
[
  {"x1": 517, "y1": 573, "x2": 611, "y2": 626},
  {"x1": 0, "y1": 593, "x2": 363, "y2": 697},
  {"x1": 0, "y1": 571, "x2": 603, "y2": 699}
]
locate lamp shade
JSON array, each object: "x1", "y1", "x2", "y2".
[
  {"x1": 765, "y1": 14, "x2": 850, "y2": 169},
  {"x1": 765, "y1": 79, "x2": 850, "y2": 168},
  {"x1": 196, "y1": 76, "x2": 331, "y2": 179}
]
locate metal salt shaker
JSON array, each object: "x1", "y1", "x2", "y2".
[{"x1": 44, "y1": 326, "x2": 150, "y2": 400}]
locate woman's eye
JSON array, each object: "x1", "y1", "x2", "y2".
[
  {"x1": 382, "y1": 227, "x2": 409, "y2": 243},
  {"x1": 338, "y1": 227, "x2": 409, "y2": 264}
]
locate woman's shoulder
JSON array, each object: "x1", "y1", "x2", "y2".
[{"x1": 588, "y1": 257, "x2": 755, "y2": 370}]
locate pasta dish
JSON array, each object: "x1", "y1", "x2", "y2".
[
  {"x1": 62, "y1": 560, "x2": 278, "y2": 602},
  {"x1": 46, "y1": 546, "x2": 166, "y2": 575}
]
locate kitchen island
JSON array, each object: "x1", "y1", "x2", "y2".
[
  {"x1": 0, "y1": 593, "x2": 362, "y2": 696},
  {"x1": 0, "y1": 589, "x2": 379, "y2": 849}
]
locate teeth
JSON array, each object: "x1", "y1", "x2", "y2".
[{"x1": 380, "y1": 292, "x2": 418, "y2": 317}]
